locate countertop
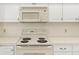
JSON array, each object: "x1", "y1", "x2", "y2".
[
  {"x1": 0, "y1": 36, "x2": 19, "y2": 45},
  {"x1": 0, "y1": 36, "x2": 79, "y2": 45},
  {"x1": 49, "y1": 36, "x2": 79, "y2": 44}
]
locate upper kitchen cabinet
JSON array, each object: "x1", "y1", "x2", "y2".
[
  {"x1": 0, "y1": 4, "x2": 5, "y2": 20},
  {"x1": 18, "y1": 4, "x2": 48, "y2": 22},
  {"x1": 4, "y1": 4, "x2": 19, "y2": 21},
  {"x1": 63, "y1": 3, "x2": 79, "y2": 21},
  {"x1": 49, "y1": 3, "x2": 62, "y2": 21}
]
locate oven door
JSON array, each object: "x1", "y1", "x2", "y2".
[{"x1": 16, "y1": 45, "x2": 53, "y2": 55}]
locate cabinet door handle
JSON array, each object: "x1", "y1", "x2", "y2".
[
  {"x1": 75, "y1": 18, "x2": 79, "y2": 20},
  {"x1": 11, "y1": 49, "x2": 14, "y2": 51},
  {"x1": 61, "y1": 17, "x2": 63, "y2": 20},
  {"x1": 59, "y1": 48, "x2": 67, "y2": 50}
]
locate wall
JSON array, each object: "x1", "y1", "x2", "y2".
[
  {"x1": 47, "y1": 22, "x2": 79, "y2": 37},
  {"x1": 1, "y1": 22, "x2": 79, "y2": 37},
  {"x1": 0, "y1": 23, "x2": 4, "y2": 36}
]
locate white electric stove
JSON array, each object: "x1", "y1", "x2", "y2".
[{"x1": 16, "y1": 28, "x2": 53, "y2": 55}]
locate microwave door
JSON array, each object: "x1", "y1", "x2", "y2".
[{"x1": 22, "y1": 12, "x2": 40, "y2": 22}]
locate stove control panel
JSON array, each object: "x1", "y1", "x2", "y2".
[{"x1": 22, "y1": 28, "x2": 47, "y2": 35}]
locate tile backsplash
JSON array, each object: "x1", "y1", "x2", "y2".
[
  {"x1": 0, "y1": 22, "x2": 79, "y2": 37},
  {"x1": 47, "y1": 22, "x2": 79, "y2": 37},
  {"x1": 0, "y1": 23, "x2": 4, "y2": 36}
]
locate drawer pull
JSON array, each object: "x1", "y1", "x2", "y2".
[
  {"x1": 75, "y1": 18, "x2": 79, "y2": 20},
  {"x1": 59, "y1": 48, "x2": 67, "y2": 50},
  {"x1": 11, "y1": 49, "x2": 14, "y2": 51}
]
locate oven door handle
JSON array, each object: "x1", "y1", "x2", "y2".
[{"x1": 17, "y1": 45, "x2": 53, "y2": 47}]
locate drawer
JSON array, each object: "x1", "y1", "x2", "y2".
[
  {"x1": 54, "y1": 51, "x2": 72, "y2": 55},
  {"x1": 0, "y1": 46, "x2": 14, "y2": 49},
  {"x1": 0, "y1": 51, "x2": 14, "y2": 55},
  {"x1": 16, "y1": 50, "x2": 53, "y2": 55},
  {"x1": 0, "y1": 45, "x2": 15, "y2": 55},
  {"x1": 54, "y1": 44, "x2": 72, "y2": 51},
  {"x1": 73, "y1": 44, "x2": 79, "y2": 51}
]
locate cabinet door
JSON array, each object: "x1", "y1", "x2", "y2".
[
  {"x1": 49, "y1": 3, "x2": 62, "y2": 21},
  {"x1": 74, "y1": 4, "x2": 79, "y2": 21},
  {"x1": 73, "y1": 51, "x2": 79, "y2": 55},
  {"x1": 54, "y1": 44, "x2": 72, "y2": 52},
  {"x1": 73, "y1": 44, "x2": 79, "y2": 51},
  {"x1": 0, "y1": 4, "x2": 5, "y2": 20},
  {"x1": 63, "y1": 3, "x2": 79, "y2": 21},
  {"x1": 72, "y1": 44, "x2": 79, "y2": 55},
  {"x1": 0, "y1": 45, "x2": 15, "y2": 55},
  {"x1": 4, "y1": 4, "x2": 19, "y2": 20}
]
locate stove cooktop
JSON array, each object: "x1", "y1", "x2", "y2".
[
  {"x1": 17, "y1": 36, "x2": 51, "y2": 45},
  {"x1": 21, "y1": 37, "x2": 48, "y2": 43}
]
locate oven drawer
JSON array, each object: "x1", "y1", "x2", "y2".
[
  {"x1": 16, "y1": 49, "x2": 53, "y2": 55},
  {"x1": 16, "y1": 45, "x2": 53, "y2": 55},
  {"x1": 54, "y1": 44, "x2": 72, "y2": 52}
]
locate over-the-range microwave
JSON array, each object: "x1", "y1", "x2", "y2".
[{"x1": 19, "y1": 5, "x2": 48, "y2": 22}]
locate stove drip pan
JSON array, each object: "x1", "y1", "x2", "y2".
[
  {"x1": 37, "y1": 40, "x2": 48, "y2": 43},
  {"x1": 21, "y1": 40, "x2": 29, "y2": 43}
]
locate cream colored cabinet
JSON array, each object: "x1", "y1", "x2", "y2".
[
  {"x1": 63, "y1": 3, "x2": 79, "y2": 21},
  {"x1": 0, "y1": 45, "x2": 15, "y2": 55},
  {"x1": 49, "y1": 3, "x2": 62, "y2": 21}
]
